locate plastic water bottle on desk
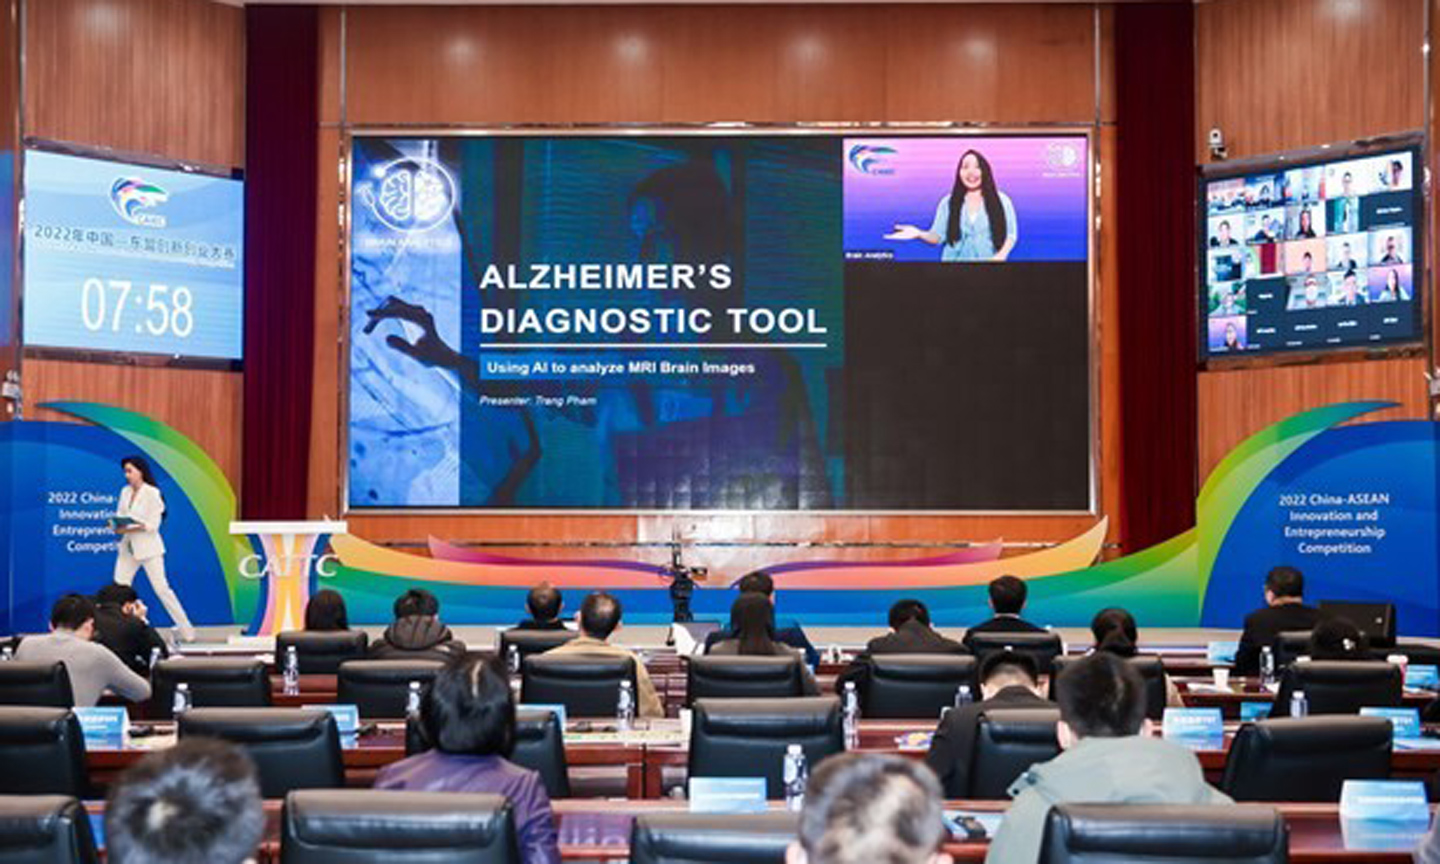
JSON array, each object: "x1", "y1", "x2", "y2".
[
  {"x1": 173, "y1": 682, "x2": 191, "y2": 717},
  {"x1": 955, "y1": 684, "x2": 973, "y2": 708},
  {"x1": 506, "y1": 644, "x2": 521, "y2": 676},
  {"x1": 842, "y1": 681, "x2": 860, "y2": 749},
  {"x1": 1290, "y1": 689, "x2": 1308, "y2": 718},
  {"x1": 1259, "y1": 646, "x2": 1276, "y2": 687},
  {"x1": 617, "y1": 679, "x2": 636, "y2": 732},
  {"x1": 0, "y1": 645, "x2": 12, "y2": 662},
  {"x1": 283, "y1": 646, "x2": 301, "y2": 696},
  {"x1": 148, "y1": 646, "x2": 162, "y2": 671},
  {"x1": 406, "y1": 681, "x2": 423, "y2": 719},
  {"x1": 783, "y1": 744, "x2": 808, "y2": 811}
]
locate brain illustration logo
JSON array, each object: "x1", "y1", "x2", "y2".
[{"x1": 366, "y1": 157, "x2": 457, "y2": 233}]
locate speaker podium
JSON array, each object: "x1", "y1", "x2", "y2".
[{"x1": 230, "y1": 521, "x2": 347, "y2": 636}]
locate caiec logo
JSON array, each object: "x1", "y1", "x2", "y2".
[
  {"x1": 365, "y1": 157, "x2": 458, "y2": 233},
  {"x1": 848, "y1": 144, "x2": 897, "y2": 176},
  {"x1": 110, "y1": 177, "x2": 169, "y2": 228}
]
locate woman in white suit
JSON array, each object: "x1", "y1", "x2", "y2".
[{"x1": 114, "y1": 455, "x2": 196, "y2": 642}]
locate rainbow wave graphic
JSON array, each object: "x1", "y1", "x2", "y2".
[{"x1": 109, "y1": 177, "x2": 168, "y2": 225}]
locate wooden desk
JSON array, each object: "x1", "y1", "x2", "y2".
[{"x1": 1177, "y1": 678, "x2": 1436, "y2": 719}]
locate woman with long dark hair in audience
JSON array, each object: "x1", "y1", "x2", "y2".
[
  {"x1": 1090, "y1": 607, "x2": 1183, "y2": 706},
  {"x1": 1306, "y1": 616, "x2": 1369, "y2": 661},
  {"x1": 304, "y1": 589, "x2": 350, "y2": 631},
  {"x1": 709, "y1": 593, "x2": 819, "y2": 694}
]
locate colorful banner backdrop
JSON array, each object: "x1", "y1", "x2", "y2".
[{"x1": 4, "y1": 400, "x2": 1435, "y2": 634}]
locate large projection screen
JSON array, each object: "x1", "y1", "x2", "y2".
[{"x1": 345, "y1": 131, "x2": 1094, "y2": 512}]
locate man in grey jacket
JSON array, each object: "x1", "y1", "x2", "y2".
[
  {"x1": 16, "y1": 594, "x2": 151, "y2": 707},
  {"x1": 984, "y1": 652, "x2": 1230, "y2": 864}
]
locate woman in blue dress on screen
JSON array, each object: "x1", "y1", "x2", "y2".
[{"x1": 886, "y1": 149, "x2": 1019, "y2": 261}]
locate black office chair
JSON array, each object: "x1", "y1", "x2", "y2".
[
  {"x1": 0, "y1": 708, "x2": 89, "y2": 797},
  {"x1": 178, "y1": 708, "x2": 345, "y2": 798},
  {"x1": 521, "y1": 654, "x2": 636, "y2": 718},
  {"x1": 1221, "y1": 716, "x2": 1391, "y2": 802},
  {"x1": 405, "y1": 708, "x2": 571, "y2": 798},
  {"x1": 0, "y1": 795, "x2": 99, "y2": 864},
  {"x1": 966, "y1": 632, "x2": 1063, "y2": 674},
  {"x1": 0, "y1": 662, "x2": 74, "y2": 708},
  {"x1": 1052, "y1": 655, "x2": 1167, "y2": 720},
  {"x1": 280, "y1": 789, "x2": 519, "y2": 864},
  {"x1": 1271, "y1": 660, "x2": 1402, "y2": 717},
  {"x1": 687, "y1": 656, "x2": 806, "y2": 705},
  {"x1": 969, "y1": 707, "x2": 1061, "y2": 799},
  {"x1": 629, "y1": 812, "x2": 798, "y2": 864},
  {"x1": 276, "y1": 631, "x2": 370, "y2": 675},
  {"x1": 1272, "y1": 630, "x2": 1314, "y2": 669},
  {"x1": 497, "y1": 629, "x2": 577, "y2": 667},
  {"x1": 336, "y1": 659, "x2": 446, "y2": 718},
  {"x1": 151, "y1": 658, "x2": 271, "y2": 719},
  {"x1": 689, "y1": 697, "x2": 843, "y2": 799},
  {"x1": 1038, "y1": 803, "x2": 1286, "y2": 864},
  {"x1": 859, "y1": 654, "x2": 977, "y2": 719}
]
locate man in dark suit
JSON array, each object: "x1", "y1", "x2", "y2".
[
  {"x1": 92, "y1": 583, "x2": 169, "y2": 676},
  {"x1": 962, "y1": 575, "x2": 1046, "y2": 650},
  {"x1": 925, "y1": 650, "x2": 1050, "y2": 797},
  {"x1": 702, "y1": 570, "x2": 818, "y2": 666},
  {"x1": 513, "y1": 583, "x2": 567, "y2": 631},
  {"x1": 836, "y1": 599, "x2": 967, "y2": 692},
  {"x1": 1232, "y1": 565, "x2": 1324, "y2": 676}
]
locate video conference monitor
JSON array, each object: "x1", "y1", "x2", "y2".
[
  {"x1": 1199, "y1": 140, "x2": 1422, "y2": 362},
  {"x1": 346, "y1": 132, "x2": 1093, "y2": 511},
  {"x1": 22, "y1": 145, "x2": 245, "y2": 362}
]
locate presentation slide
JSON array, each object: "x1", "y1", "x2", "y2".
[
  {"x1": 22, "y1": 148, "x2": 245, "y2": 360},
  {"x1": 348, "y1": 133, "x2": 1091, "y2": 511},
  {"x1": 1200, "y1": 145, "x2": 1422, "y2": 360}
]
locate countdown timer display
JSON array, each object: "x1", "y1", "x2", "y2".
[{"x1": 22, "y1": 149, "x2": 244, "y2": 360}]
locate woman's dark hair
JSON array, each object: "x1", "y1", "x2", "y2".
[
  {"x1": 121, "y1": 455, "x2": 166, "y2": 521},
  {"x1": 304, "y1": 589, "x2": 349, "y2": 631},
  {"x1": 946, "y1": 149, "x2": 1007, "y2": 252},
  {"x1": 421, "y1": 655, "x2": 515, "y2": 757},
  {"x1": 1309, "y1": 617, "x2": 1369, "y2": 660},
  {"x1": 730, "y1": 592, "x2": 778, "y2": 656},
  {"x1": 1091, "y1": 607, "x2": 1139, "y2": 657}
]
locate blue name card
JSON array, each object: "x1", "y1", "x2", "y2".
[
  {"x1": 305, "y1": 704, "x2": 360, "y2": 748},
  {"x1": 1239, "y1": 701, "x2": 1273, "y2": 722},
  {"x1": 518, "y1": 704, "x2": 568, "y2": 729},
  {"x1": 1406, "y1": 665, "x2": 1439, "y2": 691},
  {"x1": 1162, "y1": 708, "x2": 1224, "y2": 742},
  {"x1": 1360, "y1": 707, "x2": 1421, "y2": 740},
  {"x1": 73, "y1": 707, "x2": 127, "y2": 749},
  {"x1": 688, "y1": 777, "x2": 768, "y2": 813},
  {"x1": 1206, "y1": 641, "x2": 1239, "y2": 665},
  {"x1": 1340, "y1": 780, "x2": 1430, "y2": 822}
]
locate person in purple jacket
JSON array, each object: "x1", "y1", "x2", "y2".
[{"x1": 374, "y1": 654, "x2": 560, "y2": 864}]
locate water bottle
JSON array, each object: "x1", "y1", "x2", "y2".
[
  {"x1": 406, "y1": 681, "x2": 423, "y2": 719},
  {"x1": 841, "y1": 681, "x2": 860, "y2": 749},
  {"x1": 1259, "y1": 646, "x2": 1276, "y2": 686},
  {"x1": 617, "y1": 680, "x2": 636, "y2": 732},
  {"x1": 148, "y1": 646, "x2": 162, "y2": 671},
  {"x1": 955, "y1": 684, "x2": 973, "y2": 708},
  {"x1": 283, "y1": 646, "x2": 301, "y2": 696},
  {"x1": 782, "y1": 744, "x2": 808, "y2": 811},
  {"x1": 0, "y1": 645, "x2": 12, "y2": 662},
  {"x1": 173, "y1": 682, "x2": 191, "y2": 717},
  {"x1": 1290, "y1": 689, "x2": 1308, "y2": 718}
]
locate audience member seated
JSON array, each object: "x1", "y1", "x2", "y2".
[
  {"x1": 963, "y1": 576, "x2": 1045, "y2": 650},
  {"x1": 838, "y1": 599, "x2": 967, "y2": 692},
  {"x1": 708, "y1": 594, "x2": 820, "y2": 695},
  {"x1": 925, "y1": 649, "x2": 1048, "y2": 797},
  {"x1": 304, "y1": 589, "x2": 351, "y2": 631},
  {"x1": 1307, "y1": 616, "x2": 1369, "y2": 660},
  {"x1": 789, "y1": 752, "x2": 952, "y2": 864},
  {"x1": 1089, "y1": 607, "x2": 1182, "y2": 707},
  {"x1": 373, "y1": 654, "x2": 560, "y2": 864},
  {"x1": 92, "y1": 583, "x2": 168, "y2": 676},
  {"x1": 513, "y1": 583, "x2": 567, "y2": 631},
  {"x1": 704, "y1": 570, "x2": 819, "y2": 666},
  {"x1": 1233, "y1": 565, "x2": 1324, "y2": 676},
  {"x1": 368, "y1": 588, "x2": 467, "y2": 663},
  {"x1": 544, "y1": 592, "x2": 663, "y2": 718},
  {"x1": 105, "y1": 737, "x2": 264, "y2": 864},
  {"x1": 16, "y1": 594, "x2": 150, "y2": 707},
  {"x1": 983, "y1": 653, "x2": 1230, "y2": 864}
]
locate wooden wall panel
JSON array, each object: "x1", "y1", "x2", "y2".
[
  {"x1": 24, "y1": 0, "x2": 244, "y2": 167},
  {"x1": 318, "y1": 4, "x2": 1119, "y2": 567},
  {"x1": 22, "y1": 359, "x2": 243, "y2": 488},
  {"x1": 1195, "y1": 0, "x2": 1424, "y2": 162}
]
